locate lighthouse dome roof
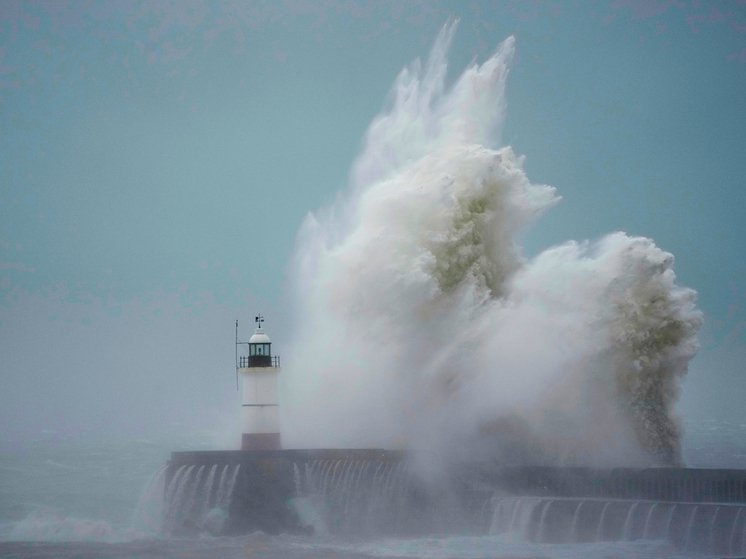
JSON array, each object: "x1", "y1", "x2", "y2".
[{"x1": 249, "y1": 328, "x2": 271, "y2": 344}]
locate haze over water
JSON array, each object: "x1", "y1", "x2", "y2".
[{"x1": 1, "y1": 3, "x2": 745, "y2": 558}]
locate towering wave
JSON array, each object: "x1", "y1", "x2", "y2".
[{"x1": 281, "y1": 22, "x2": 701, "y2": 467}]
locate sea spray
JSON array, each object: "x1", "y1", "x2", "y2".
[
  {"x1": 282, "y1": 21, "x2": 700, "y2": 467},
  {"x1": 129, "y1": 464, "x2": 167, "y2": 536}
]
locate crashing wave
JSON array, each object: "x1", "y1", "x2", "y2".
[{"x1": 282, "y1": 22, "x2": 701, "y2": 467}]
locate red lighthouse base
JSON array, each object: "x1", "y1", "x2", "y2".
[{"x1": 241, "y1": 433, "x2": 281, "y2": 451}]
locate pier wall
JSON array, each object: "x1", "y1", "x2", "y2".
[
  {"x1": 165, "y1": 450, "x2": 746, "y2": 538},
  {"x1": 472, "y1": 465, "x2": 746, "y2": 504}
]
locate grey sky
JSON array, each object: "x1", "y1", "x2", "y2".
[{"x1": 1, "y1": 1, "x2": 745, "y2": 450}]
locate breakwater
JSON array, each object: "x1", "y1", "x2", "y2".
[
  {"x1": 164, "y1": 450, "x2": 746, "y2": 553},
  {"x1": 490, "y1": 497, "x2": 746, "y2": 554},
  {"x1": 166, "y1": 449, "x2": 488, "y2": 536},
  {"x1": 468, "y1": 465, "x2": 746, "y2": 503}
]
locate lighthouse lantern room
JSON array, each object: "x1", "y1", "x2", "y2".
[{"x1": 236, "y1": 315, "x2": 281, "y2": 451}]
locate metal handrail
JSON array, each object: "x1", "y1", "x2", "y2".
[{"x1": 238, "y1": 355, "x2": 280, "y2": 368}]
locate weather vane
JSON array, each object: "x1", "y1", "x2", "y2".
[{"x1": 255, "y1": 314, "x2": 264, "y2": 328}]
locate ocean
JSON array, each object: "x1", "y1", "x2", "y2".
[{"x1": 1, "y1": 418, "x2": 745, "y2": 559}]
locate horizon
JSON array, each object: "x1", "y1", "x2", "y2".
[{"x1": 1, "y1": 1, "x2": 745, "y2": 466}]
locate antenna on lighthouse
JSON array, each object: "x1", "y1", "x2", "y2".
[{"x1": 235, "y1": 319, "x2": 239, "y2": 391}]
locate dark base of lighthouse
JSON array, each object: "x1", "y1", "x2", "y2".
[
  {"x1": 165, "y1": 450, "x2": 746, "y2": 539},
  {"x1": 241, "y1": 433, "x2": 281, "y2": 451}
]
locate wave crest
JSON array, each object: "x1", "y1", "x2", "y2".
[{"x1": 282, "y1": 23, "x2": 701, "y2": 467}]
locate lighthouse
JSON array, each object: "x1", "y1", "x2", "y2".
[{"x1": 237, "y1": 315, "x2": 281, "y2": 451}]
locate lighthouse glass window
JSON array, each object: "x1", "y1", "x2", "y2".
[{"x1": 250, "y1": 344, "x2": 270, "y2": 356}]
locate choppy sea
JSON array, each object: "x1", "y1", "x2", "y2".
[{"x1": 1, "y1": 418, "x2": 745, "y2": 559}]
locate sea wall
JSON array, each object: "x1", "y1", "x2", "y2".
[
  {"x1": 468, "y1": 465, "x2": 746, "y2": 504},
  {"x1": 164, "y1": 450, "x2": 746, "y2": 539},
  {"x1": 490, "y1": 496, "x2": 746, "y2": 554},
  {"x1": 166, "y1": 449, "x2": 488, "y2": 536}
]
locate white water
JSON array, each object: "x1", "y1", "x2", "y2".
[
  {"x1": 0, "y1": 22, "x2": 727, "y2": 559},
  {"x1": 283, "y1": 22, "x2": 701, "y2": 468},
  {"x1": 488, "y1": 495, "x2": 746, "y2": 554},
  {"x1": 202, "y1": 464, "x2": 218, "y2": 515}
]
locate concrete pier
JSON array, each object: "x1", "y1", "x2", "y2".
[
  {"x1": 165, "y1": 450, "x2": 746, "y2": 538},
  {"x1": 468, "y1": 465, "x2": 746, "y2": 504},
  {"x1": 166, "y1": 449, "x2": 409, "y2": 535}
]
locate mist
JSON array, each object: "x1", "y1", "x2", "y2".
[
  {"x1": 0, "y1": 287, "x2": 247, "y2": 450},
  {"x1": 280, "y1": 24, "x2": 702, "y2": 467}
]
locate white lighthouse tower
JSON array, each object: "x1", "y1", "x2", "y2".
[{"x1": 236, "y1": 315, "x2": 281, "y2": 451}]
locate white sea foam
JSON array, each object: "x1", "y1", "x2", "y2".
[
  {"x1": 281, "y1": 22, "x2": 701, "y2": 467},
  {"x1": 1, "y1": 510, "x2": 120, "y2": 542},
  {"x1": 0, "y1": 464, "x2": 168, "y2": 543}
]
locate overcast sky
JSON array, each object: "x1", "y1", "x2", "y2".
[{"x1": 1, "y1": 1, "x2": 745, "y2": 451}]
